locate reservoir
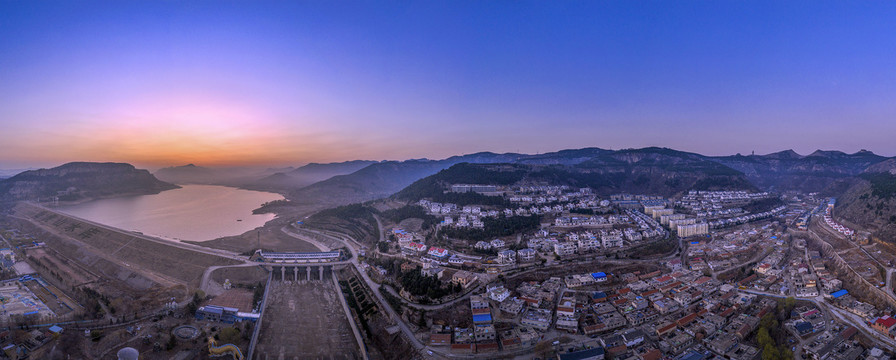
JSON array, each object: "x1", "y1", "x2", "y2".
[{"x1": 55, "y1": 184, "x2": 284, "y2": 241}]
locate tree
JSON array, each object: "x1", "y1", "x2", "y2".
[
  {"x1": 218, "y1": 327, "x2": 241, "y2": 344},
  {"x1": 166, "y1": 334, "x2": 177, "y2": 350},
  {"x1": 90, "y1": 330, "x2": 104, "y2": 342},
  {"x1": 756, "y1": 327, "x2": 773, "y2": 349},
  {"x1": 418, "y1": 310, "x2": 427, "y2": 327},
  {"x1": 760, "y1": 313, "x2": 778, "y2": 331},
  {"x1": 783, "y1": 297, "x2": 796, "y2": 315},
  {"x1": 762, "y1": 343, "x2": 780, "y2": 360}
]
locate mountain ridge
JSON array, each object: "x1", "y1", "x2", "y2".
[{"x1": 0, "y1": 162, "x2": 177, "y2": 202}]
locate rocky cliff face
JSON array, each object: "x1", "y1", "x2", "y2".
[{"x1": 0, "y1": 162, "x2": 178, "y2": 201}]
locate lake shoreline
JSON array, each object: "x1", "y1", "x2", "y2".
[{"x1": 54, "y1": 184, "x2": 284, "y2": 242}]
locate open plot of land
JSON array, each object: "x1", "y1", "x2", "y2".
[
  {"x1": 254, "y1": 278, "x2": 359, "y2": 360},
  {"x1": 208, "y1": 288, "x2": 254, "y2": 312}
]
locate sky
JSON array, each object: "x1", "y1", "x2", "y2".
[{"x1": 2, "y1": 1, "x2": 896, "y2": 169}]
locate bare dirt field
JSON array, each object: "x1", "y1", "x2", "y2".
[
  {"x1": 208, "y1": 288, "x2": 255, "y2": 312},
  {"x1": 254, "y1": 277, "x2": 359, "y2": 360}
]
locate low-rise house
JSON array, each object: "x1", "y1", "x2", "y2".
[
  {"x1": 653, "y1": 297, "x2": 680, "y2": 314},
  {"x1": 452, "y1": 270, "x2": 478, "y2": 288},
  {"x1": 521, "y1": 308, "x2": 552, "y2": 331},
  {"x1": 487, "y1": 285, "x2": 511, "y2": 302},
  {"x1": 428, "y1": 246, "x2": 449, "y2": 259},
  {"x1": 499, "y1": 297, "x2": 525, "y2": 315}
]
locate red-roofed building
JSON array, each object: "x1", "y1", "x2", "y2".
[
  {"x1": 656, "y1": 322, "x2": 677, "y2": 336},
  {"x1": 677, "y1": 313, "x2": 698, "y2": 327},
  {"x1": 451, "y1": 344, "x2": 474, "y2": 354},
  {"x1": 402, "y1": 242, "x2": 428, "y2": 256},
  {"x1": 476, "y1": 342, "x2": 499, "y2": 353},
  {"x1": 840, "y1": 326, "x2": 857, "y2": 340},
  {"x1": 639, "y1": 349, "x2": 662, "y2": 360},
  {"x1": 873, "y1": 315, "x2": 896, "y2": 337},
  {"x1": 430, "y1": 333, "x2": 451, "y2": 346},
  {"x1": 428, "y1": 246, "x2": 449, "y2": 258},
  {"x1": 719, "y1": 307, "x2": 735, "y2": 318}
]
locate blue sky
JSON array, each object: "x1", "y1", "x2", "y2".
[{"x1": 2, "y1": 1, "x2": 896, "y2": 168}]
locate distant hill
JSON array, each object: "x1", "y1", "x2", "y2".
[
  {"x1": 0, "y1": 168, "x2": 35, "y2": 180},
  {"x1": 0, "y1": 162, "x2": 177, "y2": 202},
  {"x1": 285, "y1": 160, "x2": 378, "y2": 186},
  {"x1": 291, "y1": 160, "x2": 460, "y2": 205},
  {"x1": 301, "y1": 147, "x2": 896, "y2": 207},
  {"x1": 238, "y1": 160, "x2": 378, "y2": 192},
  {"x1": 155, "y1": 164, "x2": 305, "y2": 189},
  {"x1": 710, "y1": 149, "x2": 887, "y2": 193},
  {"x1": 154, "y1": 164, "x2": 218, "y2": 184},
  {"x1": 395, "y1": 148, "x2": 756, "y2": 202},
  {"x1": 288, "y1": 149, "x2": 621, "y2": 206}
]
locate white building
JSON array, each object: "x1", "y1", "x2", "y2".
[
  {"x1": 498, "y1": 250, "x2": 517, "y2": 264},
  {"x1": 554, "y1": 242, "x2": 577, "y2": 256},
  {"x1": 517, "y1": 248, "x2": 537, "y2": 262},
  {"x1": 677, "y1": 223, "x2": 709, "y2": 238}
]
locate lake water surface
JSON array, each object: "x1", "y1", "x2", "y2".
[{"x1": 56, "y1": 185, "x2": 284, "y2": 241}]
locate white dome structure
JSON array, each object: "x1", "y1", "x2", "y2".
[{"x1": 117, "y1": 347, "x2": 139, "y2": 360}]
